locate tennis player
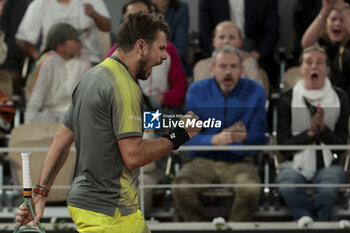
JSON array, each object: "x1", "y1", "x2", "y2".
[{"x1": 16, "y1": 12, "x2": 200, "y2": 233}]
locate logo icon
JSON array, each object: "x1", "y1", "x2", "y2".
[{"x1": 143, "y1": 110, "x2": 162, "y2": 129}]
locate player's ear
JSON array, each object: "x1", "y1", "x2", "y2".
[{"x1": 135, "y1": 39, "x2": 147, "y2": 56}]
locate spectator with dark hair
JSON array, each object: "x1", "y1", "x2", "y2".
[
  {"x1": 198, "y1": 0, "x2": 279, "y2": 88},
  {"x1": 301, "y1": 0, "x2": 350, "y2": 109},
  {"x1": 121, "y1": 0, "x2": 158, "y2": 20},
  {"x1": 276, "y1": 45, "x2": 348, "y2": 227}
]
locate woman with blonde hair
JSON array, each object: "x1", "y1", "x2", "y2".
[{"x1": 193, "y1": 21, "x2": 266, "y2": 95}]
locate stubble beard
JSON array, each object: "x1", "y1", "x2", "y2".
[{"x1": 136, "y1": 58, "x2": 148, "y2": 80}]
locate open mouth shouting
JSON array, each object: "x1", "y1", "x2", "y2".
[
  {"x1": 331, "y1": 28, "x2": 344, "y2": 39},
  {"x1": 329, "y1": 28, "x2": 346, "y2": 42},
  {"x1": 333, "y1": 29, "x2": 342, "y2": 36},
  {"x1": 310, "y1": 72, "x2": 319, "y2": 81},
  {"x1": 223, "y1": 76, "x2": 234, "y2": 85}
]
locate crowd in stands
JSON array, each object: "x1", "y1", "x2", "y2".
[{"x1": 1, "y1": 0, "x2": 350, "y2": 227}]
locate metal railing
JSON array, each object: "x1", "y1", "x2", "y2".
[{"x1": 1, "y1": 144, "x2": 350, "y2": 219}]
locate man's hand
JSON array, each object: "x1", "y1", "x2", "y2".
[
  {"x1": 230, "y1": 121, "x2": 247, "y2": 142},
  {"x1": 15, "y1": 195, "x2": 47, "y2": 228},
  {"x1": 212, "y1": 131, "x2": 234, "y2": 145},
  {"x1": 213, "y1": 121, "x2": 247, "y2": 145},
  {"x1": 82, "y1": 3, "x2": 111, "y2": 31},
  {"x1": 82, "y1": 3, "x2": 96, "y2": 18},
  {"x1": 181, "y1": 111, "x2": 201, "y2": 139}
]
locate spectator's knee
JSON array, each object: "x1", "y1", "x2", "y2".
[
  {"x1": 317, "y1": 187, "x2": 338, "y2": 200},
  {"x1": 235, "y1": 186, "x2": 260, "y2": 200},
  {"x1": 171, "y1": 176, "x2": 194, "y2": 197}
]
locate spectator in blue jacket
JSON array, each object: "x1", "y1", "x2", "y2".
[{"x1": 172, "y1": 45, "x2": 266, "y2": 222}]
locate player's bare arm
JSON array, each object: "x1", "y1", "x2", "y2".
[{"x1": 39, "y1": 125, "x2": 74, "y2": 189}]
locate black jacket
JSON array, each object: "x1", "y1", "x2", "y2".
[{"x1": 277, "y1": 86, "x2": 349, "y2": 162}]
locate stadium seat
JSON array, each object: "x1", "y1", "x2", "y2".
[{"x1": 8, "y1": 123, "x2": 76, "y2": 206}]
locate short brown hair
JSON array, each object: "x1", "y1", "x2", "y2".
[{"x1": 116, "y1": 11, "x2": 171, "y2": 53}]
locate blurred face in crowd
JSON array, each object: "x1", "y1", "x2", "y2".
[
  {"x1": 151, "y1": 0, "x2": 169, "y2": 12},
  {"x1": 213, "y1": 23, "x2": 243, "y2": 49},
  {"x1": 211, "y1": 52, "x2": 243, "y2": 95},
  {"x1": 136, "y1": 31, "x2": 168, "y2": 80},
  {"x1": 123, "y1": 2, "x2": 149, "y2": 20},
  {"x1": 300, "y1": 50, "x2": 329, "y2": 90},
  {"x1": 326, "y1": 9, "x2": 349, "y2": 43},
  {"x1": 57, "y1": 38, "x2": 81, "y2": 60}
]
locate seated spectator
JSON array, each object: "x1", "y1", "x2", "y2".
[
  {"x1": 301, "y1": 0, "x2": 350, "y2": 108},
  {"x1": 25, "y1": 23, "x2": 91, "y2": 123},
  {"x1": 276, "y1": 45, "x2": 348, "y2": 227},
  {"x1": 172, "y1": 45, "x2": 266, "y2": 222},
  {"x1": 16, "y1": 0, "x2": 111, "y2": 64},
  {"x1": 193, "y1": 21, "x2": 266, "y2": 94}
]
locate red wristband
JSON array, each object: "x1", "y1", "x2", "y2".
[{"x1": 34, "y1": 185, "x2": 49, "y2": 197}]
